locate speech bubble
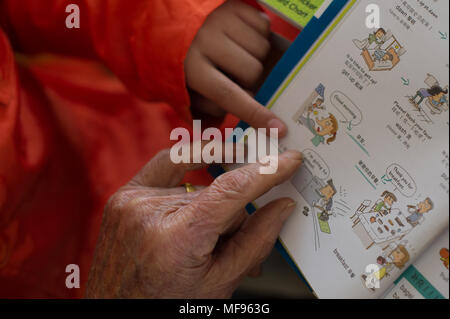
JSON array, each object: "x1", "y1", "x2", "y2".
[
  {"x1": 302, "y1": 149, "x2": 330, "y2": 180},
  {"x1": 330, "y1": 91, "x2": 363, "y2": 127},
  {"x1": 385, "y1": 164, "x2": 417, "y2": 198}
]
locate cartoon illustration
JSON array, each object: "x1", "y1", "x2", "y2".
[
  {"x1": 372, "y1": 191, "x2": 397, "y2": 216},
  {"x1": 291, "y1": 164, "x2": 342, "y2": 251},
  {"x1": 350, "y1": 192, "x2": 432, "y2": 250},
  {"x1": 315, "y1": 180, "x2": 337, "y2": 222},
  {"x1": 353, "y1": 28, "x2": 406, "y2": 71},
  {"x1": 362, "y1": 244, "x2": 410, "y2": 291},
  {"x1": 291, "y1": 165, "x2": 338, "y2": 234},
  {"x1": 406, "y1": 197, "x2": 434, "y2": 227},
  {"x1": 352, "y1": 193, "x2": 434, "y2": 250},
  {"x1": 299, "y1": 112, "x2": 338, "y2": 147},
  {"x1": 373, "y1": 49, "x2": 394, "y2": 63},
  {"x1": 300, "y1": 112, "x2": 339, "y2": 147},
  {"x1": 293, "y1": 83, "x2": 326, "y2": 122},
  {"x1": 440, "y1": 248, "x2": 449, "y2": 269},
  {"x1": 410, "y1": 74, "x2": 449, "y2": 116},
  {"x1": 307, "y1": 98, "x2": 325, "y2": 114},
  {"x1": 291, "y1": 165, "x2": 333, "y2": 219},
  {"x1": 293, "y1": 84, "x2": 339, "y2": 147},
  {"x1": 353, "y1": 28, "x2": 387, "y2": 50}
]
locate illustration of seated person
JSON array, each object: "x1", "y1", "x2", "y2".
[
  {"x1": 371, "y1": 191, "x2": 397, "y2": 216},
  {"x1": 406, "y1": 197, "x2": 434, "y2": 227},
  {"x1": 353, "y1": 28, "x2": 387, "y2": 50},
  {"x1": 298, "y1": 110, "x2": 338, "y2": 147},
  {"x1": 373, "y1": 50, "x2": 394, "y2": 63},
  {"x1": 355, "y1": 29, "x2": 405, "y2": 71},
  {"x1": 411, "y1": 85, "x2": 449, "y2": 114},
  {"x1": 290, "y1": 165, "x2": 326, "y2": 216},
  {"x1": 307, "y1": 98, "x2": 325, "y2": 115},
  {"x1": 314, "y1": 180, "x2": 337, "y2": 222},
  {"x1": 362, "y1": 245, "x2": 410, "y2": 291},
  {"x1": 292, "y1": 83, "x2": 325, "y2": 123}
]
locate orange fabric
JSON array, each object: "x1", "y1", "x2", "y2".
[
  {"x1": 1, "y1": 0, "x2": 226, "y2": 121},
  {"x1": 0, "y1": 0, "x2": 243, "y2": 298}
]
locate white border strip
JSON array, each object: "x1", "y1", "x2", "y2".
[{"x1": 314, "y1": 0, "x2": 334, "y2": 18}]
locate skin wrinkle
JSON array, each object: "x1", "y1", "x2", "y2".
[
  {"x1": 216, "y1": 170, "x2": 252, "y2": 196},
  {"x1": 151, "y1": 235, "x2": 199, "y2": 297},
  {"x1": 108, "y1": 215, "x2": 135, "y2": 297},
  {"x1": 86, "y1": 147, "x2": 302, "y2": 298},
  {"x1": 173, "y1": 212, "x2": 219, "y2": 264},
  {"x1": 135, "y1": 196, "x2": 211, "y2": 298},
  {"x1": 93, "y1": 220, "x2": 116, "y2": 297},
  {"x1": 95, "y1": 205, "x2": 121, "y2": 292},
  {"x1": 181, "y1": 205, "x2": 223, "y2": 250},
  {"x1": 207, "y1": 257, "x2": 243, "y2": 297}
]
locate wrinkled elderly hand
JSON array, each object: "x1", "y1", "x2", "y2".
[
  {"x1": 86, "y1": 148, "x2": 302, "y2": 298},
  {"x1": 185, "y1": 0, "x2": 287, "y2": 135}
]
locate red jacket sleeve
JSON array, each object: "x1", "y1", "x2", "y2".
[{"x1": 0, "y1": 0, "x2": 225, "y2": 120}]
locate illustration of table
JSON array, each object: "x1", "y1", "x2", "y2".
[
  {"x1": 291, "y1": 165, "x2": 331, "y2": 235},
  {"x1": 352, "y1": 203, "x2": 413, "y2": 250},
  {"x1": 291, "y1": 165, "x2": 325, "y2": 208}
]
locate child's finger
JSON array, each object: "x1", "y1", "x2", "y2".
[
  {"x1": 203, "y1": 35, "x2": 263, "y2": 88},
  {"x1": 187, "y1": 53, "x2": 286, "y2": 135},
  {"x1": 224, "y1": 13, "x2": 271, "y2": 61},
  {"x1": 231, "y1": 0, "x2": 271, "y2": 37}
]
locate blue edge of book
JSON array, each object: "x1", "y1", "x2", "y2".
[{"x1": 208, "y1": 0, "x2": 350, "y2": 294}]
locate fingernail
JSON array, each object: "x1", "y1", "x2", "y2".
[
  {"x1": 283, "y1": 150, "x2": 303, "y2": 161},
  {"x1": 281, "y1": 200, "x2": 297, "y2": 220},
  {"x1": 268, "y1": 118, "x2": 287, "y2": 136}
]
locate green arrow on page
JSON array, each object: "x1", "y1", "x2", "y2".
[{"x1": 381, "y1": 175, "x2": 392, "y2": 185}]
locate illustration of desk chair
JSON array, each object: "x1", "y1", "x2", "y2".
[
  {"x1": 411, "y1": 102, "x2": 434, "y2": 124},
  {"x1": 351, "y1": 200, "x2": 371, "y2": 226},
  {"x1": 405, "y1": 211, "x2": 425, "y2": 228},
  {"x1": 425, "y1": 73, "x2": 440, "y2": 88}
]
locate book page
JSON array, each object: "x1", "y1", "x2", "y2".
[
  {"x1": 383, "y1": 228, "x2": 449, "y2": 299},
  {"x1": 246, "y1": 0, "x2": 449, "y2": 298}
]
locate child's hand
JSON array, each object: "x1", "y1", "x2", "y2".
[{"x1": 185, "y1": 0, "x2": 287, "y2": 136}]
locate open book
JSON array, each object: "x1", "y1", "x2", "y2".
[{"x1": 211, "y1": 0, "x2": 449, "y2": 298}]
